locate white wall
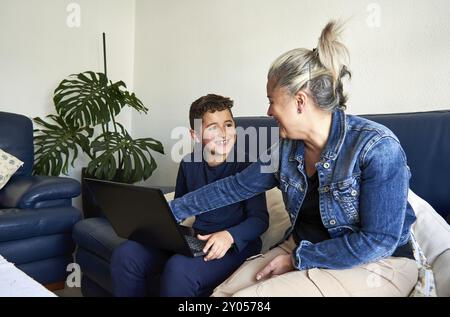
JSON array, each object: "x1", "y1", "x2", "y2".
[
  {"x1": 2, "y1": 0, "x2": 449, "y2": 189},
  {"x1": 0, "y1": 0, "x2": 135, "y2": 122},
  {"x1": 132, "y1": 0, "x2": 450, "y2": 187},
  {"x1": 0, "y1": 0, "x2": 136, "y2": 206}
]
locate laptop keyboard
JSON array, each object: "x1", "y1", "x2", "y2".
[{"x1": 184, "y1": 235, "x2": 207, "y2": 254}]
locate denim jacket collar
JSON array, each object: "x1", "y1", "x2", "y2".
[
  {"x1": 289, "y1": 109, "x2": 347, "y2": 166},
  {"x1": 322, "y1": 109, "x2": 347, "y2": 161}
]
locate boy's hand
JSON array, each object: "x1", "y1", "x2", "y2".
[{"x1": 198, "y1": 231, "x2": 234, "y2": 261}]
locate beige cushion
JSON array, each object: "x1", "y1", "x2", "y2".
[
  {"x1": 165, "y1": 188, "x2": 291, "y2": 253},
  {"x1": 164, "y1": 192, "x2": 175, "y2": 202},
  {"x1": 0, "y1": 149, "x2": 24, "y2": 190},
  {"x1": 260, "y1": 187, "x2": 290, "y2": 253},
  {"x1": 409, "y1": 189, "x2": 450, "y2": 297},
  {"x1": 409, "y1": 190, "x2": 450, "y2": 264},
  {"x1": 432, "y1": 249, "x2": 450, "y2": 297}
]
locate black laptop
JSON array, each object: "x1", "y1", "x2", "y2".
[{"x1": 85, "y1": 178, "x2": 206, "y2": 257}]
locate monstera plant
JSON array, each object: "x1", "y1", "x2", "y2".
[{"x1": 33, "y1": 71, "x2": 164, "y2": 184}]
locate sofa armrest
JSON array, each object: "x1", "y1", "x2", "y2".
[{"x1": 0, "y1": 175, "x2": 81, "y2": 209}]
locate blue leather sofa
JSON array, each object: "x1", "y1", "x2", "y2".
[
  {"x1": 73, "y1": 110, "x2": 450, "y2": 297},
  {"x1": 0, "y1": 111, "x2": 82, "y2": 286}
]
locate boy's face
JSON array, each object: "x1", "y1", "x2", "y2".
[{"x1": 193, "y1": 109, "x2": 237, "y2": 157}]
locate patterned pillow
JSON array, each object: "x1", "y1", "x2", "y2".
[
  {"x1": 409, "y1": 231, "x2": 437, "y2": 297},
  {"x1": 0, "y1": 148, "x2": 24, "y2": 190}
]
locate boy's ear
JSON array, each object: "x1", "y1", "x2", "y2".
[{"x1": 190, "y1": 129, "x2": 201, "y2": 143}]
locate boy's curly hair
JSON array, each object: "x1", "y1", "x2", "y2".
[{"x1": 189, "y1": 94, "x2": 234, "y2": 130}]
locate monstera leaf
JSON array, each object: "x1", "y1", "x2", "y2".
[
  {"x1": 33, "y1": 115, "x2": 93, "y2": 176},
  {"x1": 54, "y1": 71, "x2": 147, "y2": 127},
  {"x1": 86, "y1": 124, "x2": 164, "y2": 183},
  {"x1": 33, "y1": 71, "x2": 164, "y2": 184}
]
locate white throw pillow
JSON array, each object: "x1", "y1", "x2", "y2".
[
  {"x1": 409, "y1": 190, "x2": 450, "y2": 264},
  {"x1": 409, "y1": 231, "x2": 437, "y2": 297},
  {"x1": 408, "y1": 189, "x2": 450, "y2": 297},
  {"x1": 0, "y1": 148, "x2": 24, "y2": 190}
]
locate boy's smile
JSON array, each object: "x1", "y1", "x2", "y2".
[{"x1": 191, "y1": 109, "x2": 237, "y2": 166}]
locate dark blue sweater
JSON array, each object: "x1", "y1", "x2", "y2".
[{"x1": 175, "y1": 152, "x2": 269, "y2": 252}]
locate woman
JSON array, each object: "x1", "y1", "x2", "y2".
[{"x1": 169, "y1": 21, "x2": 418, "y2": 297}]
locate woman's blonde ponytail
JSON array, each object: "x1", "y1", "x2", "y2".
[
  {"x1": 317, "y1": 21, "x2": 349, "y2": 82},
  {"x1": 268, "y1": 20, "x2": 351, "y2": 112}
]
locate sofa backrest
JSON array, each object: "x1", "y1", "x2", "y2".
[
  {"x1": 0, "y1": 112, "x2": 34, "y2": 176},
  {"x1": 364, "y1": 111, "x2": 450, "y2": 220},
  {"x1": 235, "y1": 110, "x2": 450, "y2": 220}
]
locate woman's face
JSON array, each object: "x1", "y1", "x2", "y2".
[{"x1": 266, "y1": 80, "x2": 299, "y2": 139}]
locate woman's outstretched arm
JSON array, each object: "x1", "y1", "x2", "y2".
[{"x1": 169, "y1": 146, "x2": 280, "y2": 222}]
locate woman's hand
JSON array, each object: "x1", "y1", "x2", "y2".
[
  {"x1": 256, "y1": 254, "x2": 295, "y2": 281},
  {"x1": 198, "y1": 231, "x2": 234, "y2": 261}
]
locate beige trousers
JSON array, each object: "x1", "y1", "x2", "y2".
[{"x1": 212, "y1": 237, "x2": 418, "y2": 297}]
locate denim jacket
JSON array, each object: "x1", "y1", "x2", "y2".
[{"x1": 170, "y1": 110, "x2": 416, "y2": 270}]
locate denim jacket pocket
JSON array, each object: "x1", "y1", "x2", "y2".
[
  {"x1": 279, "y1": 175, "x2": 302, "y2": 214},
  {"x1": 331, "y1": 175, "x2": 361, "y2": 222}
]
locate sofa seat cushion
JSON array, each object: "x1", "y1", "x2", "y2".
[
  {"x1": 18, "y1": 255, "x2": 74, "y2": 285},
  {"x1": 73, "y1": 217, "x2": 125, "y2": 262},
  {"x1": 0, "y1": 207, "x2": 81, "y2": 242},
  {"x1": 0, "y1": 233, "x2": 74, "y2": 265}
]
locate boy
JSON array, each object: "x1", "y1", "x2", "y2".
[{"x1": 111, "y1": 94, "x2": 268, "y2": 297}]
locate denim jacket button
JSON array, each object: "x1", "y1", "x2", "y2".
[
  {"x1": 323, "y1": 162, "x2": 331, "y2": 169},
  {"x1": 323, "y1": 186, "x2": 330, "y2": 193},
  {"x1": 351, "y1": 190, "x2": 358, "y2": 196},
  {"x1": 329, "y1": 219, "x2": 337, "y2": 225}
]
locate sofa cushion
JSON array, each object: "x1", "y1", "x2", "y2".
[
  {"x1": 0, "y1": 207, "x2": 81, "y2": 242},
  {"x1": 260, "y1": 187, "x2": 290, "y2": 253},
  {"x1": 0, "y1": 148, "x2": 23, "y2": 190},
  {"x1": 73, "y1": 217, "x2": 125, "y2": 262},
  {"x1": 409, "y1": 190, "x2": 450, "y2": 264},
  {"x1": 409, "y1": 231, "x2": 437, "y2": 297},
  {"x1": 432, "y1": 249, "x2": 450, "y2": 297},
  {"x1": 409, "y1": 189, "x2": 450, "y2": 297},
  {"x1": 17, "y1": 255, "x2": 74, "y2": 286},
  {"x1": 0, "y1": 233, "x2": 74, "y2": 265}
]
